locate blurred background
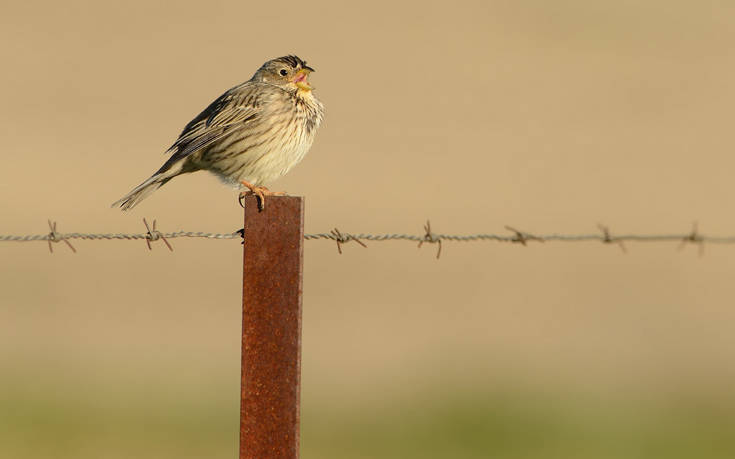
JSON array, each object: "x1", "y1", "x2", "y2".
[{"x1": 2, "y1": 1, "x2": 735, "y2": 457}]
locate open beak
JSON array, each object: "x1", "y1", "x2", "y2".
[{"x1": 292, "y1": 68, "x2": 313, "y2": 91}]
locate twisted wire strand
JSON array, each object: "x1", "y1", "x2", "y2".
[
  {"x1": 304, "y1": 233, "x2": 735, "y2": 243},
  {"x1": 3, "y1": 230, "x2": 734, "y2": 244},
  {"x1": 0, "y1": 231, "x2": 241, "y2": 242},
  {"x1": 2, "y1": 217, "x2": 732, "y2": 254}
]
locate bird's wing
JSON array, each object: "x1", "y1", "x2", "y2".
[{"x1": 162, "y1": 83, "x2": 266, "y2": 164}]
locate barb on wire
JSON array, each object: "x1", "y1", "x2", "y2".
[
  {"x1": 143, "y1": 218, "x2": 173, "y2": 251},
  {"x1": 46, "y1": 220, "x2": 76, "y2": 253},
  {"x1": 418, "y1": 220, "x2": 442, "y2": 259},
  {"x1": 330, "y1": 228, "x2": 367, "y2": 254},
  {"x1": 598, "y1": 224, "x2": 626, "y2": 253},
  {"x1": 504, "y1": 226, "x2": 543, "y2": 246},
  {"x1": 678, "y1": 221, "x2": 705, "y2": 257}
]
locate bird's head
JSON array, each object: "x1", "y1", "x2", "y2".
[{"x1": 253, "y1": 55, "x2": 315, "y2": 92}]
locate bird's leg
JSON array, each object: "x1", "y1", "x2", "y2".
[{"x1": 238, "y1": 180, "x2": 286, "y2": 211}]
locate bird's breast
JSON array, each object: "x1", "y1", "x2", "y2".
[{"x1": 202, "y1": 92, "x2": 323, "y2": 186}]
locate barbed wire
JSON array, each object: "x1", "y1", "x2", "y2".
[{"x1": 1, "y1": 219, "x2": 731, "y2": 257}]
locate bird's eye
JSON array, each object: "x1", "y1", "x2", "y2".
[{"x1": 279, "y1": 69, "x2": 288, "y2": 76}]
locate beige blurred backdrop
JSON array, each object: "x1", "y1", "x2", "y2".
[{"x1": 2, "y1": 1, "x2": 735, "y2": 458}]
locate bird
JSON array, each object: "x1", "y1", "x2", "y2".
[{"x1": 112, "y1": 55, "x2": 324, "y2": 211}]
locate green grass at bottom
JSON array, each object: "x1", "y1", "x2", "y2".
[
  {"x1": 2, "y1": 384, "x2": 734, "y2": 459},
  {"x1": 303, "y1": 392, "x2": 735, "y2": 459}
]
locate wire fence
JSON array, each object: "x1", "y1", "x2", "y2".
[{"x1": 0, "y1": 219, "x2": 729, "y2": 257}]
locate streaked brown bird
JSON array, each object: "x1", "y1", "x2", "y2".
[{"x1": 112, "y1": 55, "x2": 324, "y2": 210}]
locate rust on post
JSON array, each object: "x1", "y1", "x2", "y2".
[{"x1": 240, "y1": 195, "x2": 304, "y2": 459}]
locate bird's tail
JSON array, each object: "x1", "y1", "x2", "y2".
[{"x1": 111, "y1": 165, "x2": 181, "y2": 211}]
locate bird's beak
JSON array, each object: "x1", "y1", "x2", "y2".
[{"x1": 292, "y1": 68, "x2": 313, "y2": 91}]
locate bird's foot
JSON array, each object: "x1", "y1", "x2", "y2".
[{"x1": 238, "y1": 181, "x2": 286, "y2": 211}]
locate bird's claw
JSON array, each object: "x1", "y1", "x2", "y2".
[{"x1": 238, "y1": 182, "x2": 286, "y2": 211}]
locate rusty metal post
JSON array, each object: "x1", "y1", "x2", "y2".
[{"x1": 240, "y1": 195, "x2": 304, "y2": 459}]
